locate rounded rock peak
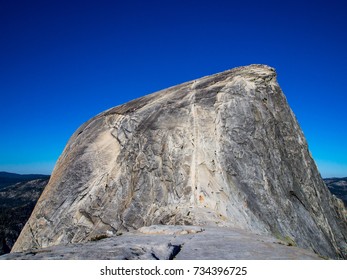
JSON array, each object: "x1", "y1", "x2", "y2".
[
  {"x1": 11, "y1": 64, "x2": 347, "y2": 260},
  {"x1": 227, "y1": 64, "x2": 277, "y2": 79}
]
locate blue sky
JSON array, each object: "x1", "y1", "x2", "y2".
[{"x1": 0, "y1": 0, "x2": 346, "y2": 177}]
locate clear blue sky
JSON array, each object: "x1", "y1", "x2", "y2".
[{"x1": 1, "y1": 0, "x2": 346, "y2": 177}]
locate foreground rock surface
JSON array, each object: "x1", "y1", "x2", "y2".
[
  {"x1": 12, "y1": 65, "x2": 347, "y2": 259},
  {"x1": 2, "y1": 226, "x2": 321, "y2": 260}
]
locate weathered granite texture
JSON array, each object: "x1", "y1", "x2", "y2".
[
  {"x1": 12, "y1": 65, "x2": 347, "y2": 259},
  {"x1": 2, "y1": 226, "x2": 322, "y2": 260}
]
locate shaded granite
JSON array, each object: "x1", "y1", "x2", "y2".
[{"x1": 12, "y1": 65, "x2": 347, "y2": 259}]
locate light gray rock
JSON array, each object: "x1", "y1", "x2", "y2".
[
  {"x1": 11, "y1": 65, "x2": 347, "y2": 259},
  {"x1": 1, "y1": 226, "x2": 322, "y2": 260}
]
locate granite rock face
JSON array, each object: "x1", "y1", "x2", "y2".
[{"x1": 12, "y1": 65, "x2": 347, "y2": 259}]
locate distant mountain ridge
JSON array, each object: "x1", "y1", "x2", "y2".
[
  {"x1": 0, "y1": 173, "x2": 49, "y2": 255},
  {"x1": 324, "y1": 178, "x2": 347, "y2": 207},
  {"x1": 0, "y1": 172, "x2": 49, "y2": 190}
]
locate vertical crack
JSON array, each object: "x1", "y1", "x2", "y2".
[
  {"x1": 168, "y1": 243, "x2": 182, "y2": 260},
  {"x1": 28, "y1": 224, "x2": 40, "y2": 249},
  {"x1": 151, "y1": 252, "x2": 160, "y2": 260},
  {"x1": 190, "y1": 84, "x2": 198, "y2": 204}
]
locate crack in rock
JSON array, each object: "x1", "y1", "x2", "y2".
[{"x1": 168, "y1": 243, "x2": 182, "y2": 260}]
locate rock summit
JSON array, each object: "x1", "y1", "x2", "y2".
[{"x1": 12, "y1": 65, "x2": 347, "y2": 259}]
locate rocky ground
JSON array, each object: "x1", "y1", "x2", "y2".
[{"x1": 0, "y1": 225, "x2": 321, "y2": 260}]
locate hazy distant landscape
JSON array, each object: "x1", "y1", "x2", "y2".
[
  {"x1": 0, "y1": 173, "x2": 49, "y2": 254},
  {"x1": 324, "y1": 178, "x2": 347, "y2": 206},
  {"x1": 0, "y1": 172, "x2": 49, "y2": 190}
]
